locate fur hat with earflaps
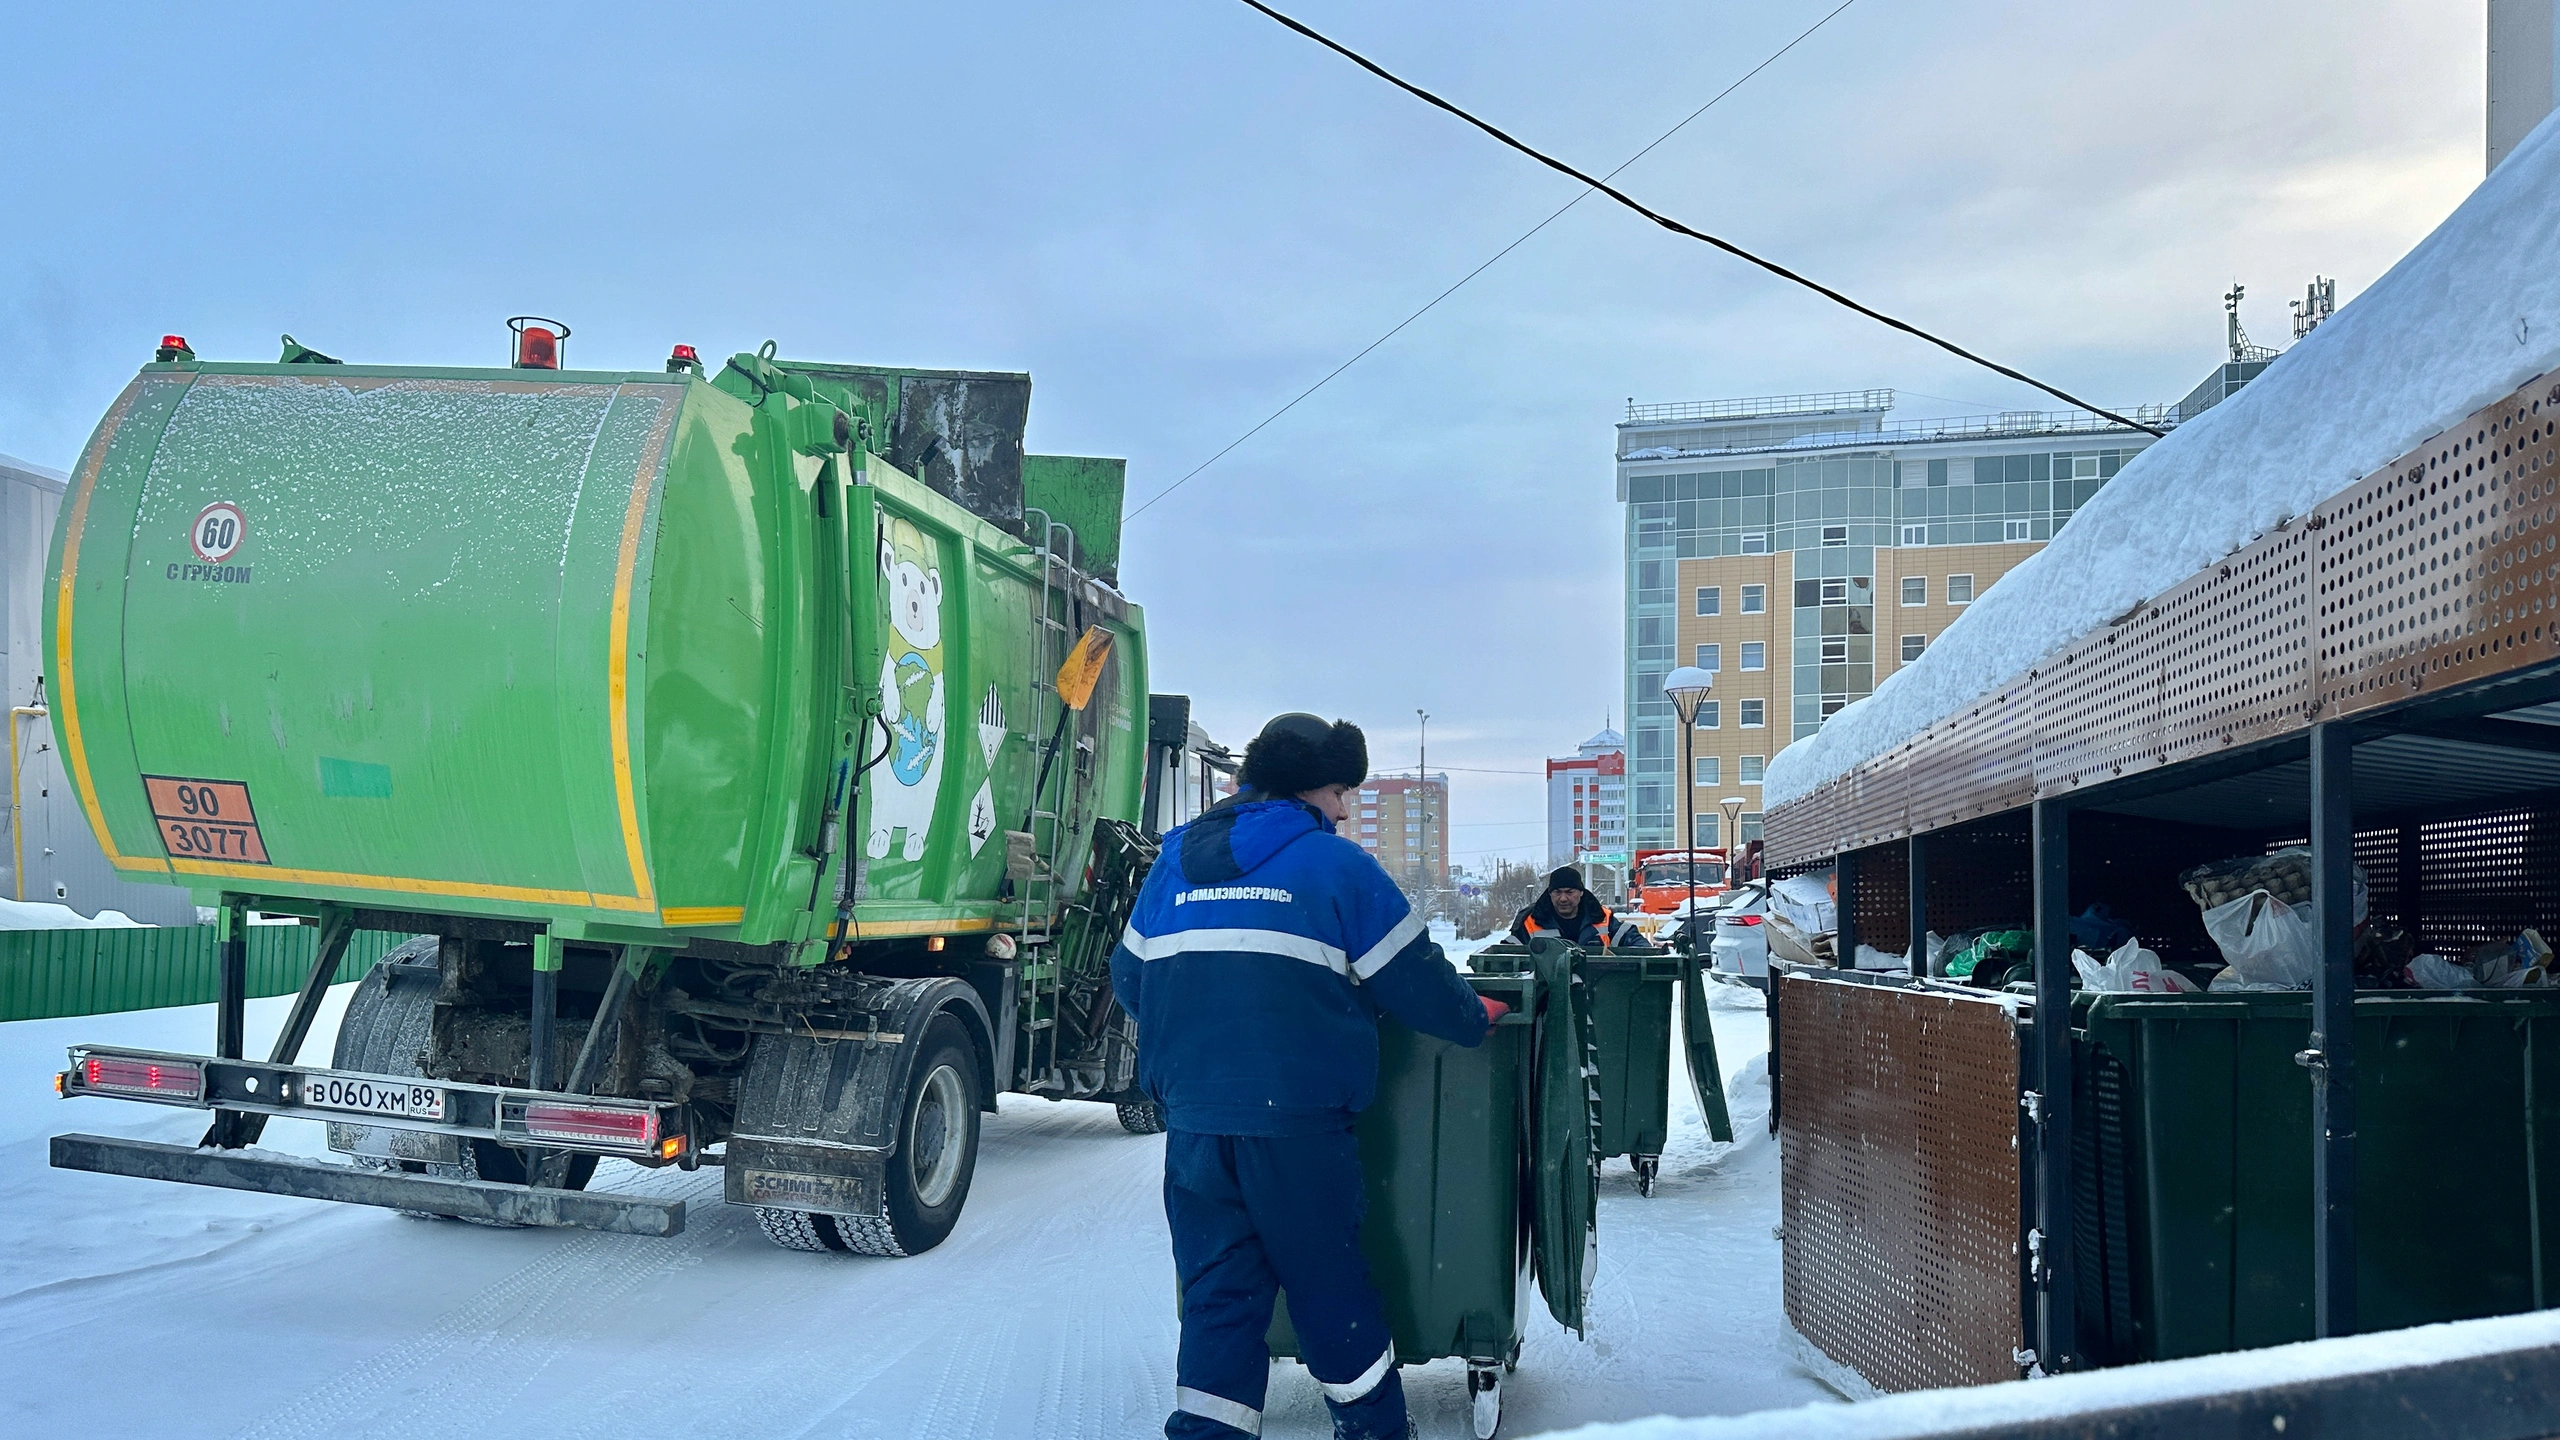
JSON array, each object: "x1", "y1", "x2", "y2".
[{"x1": 1240, "y1": 713, "x2": 1368, "y2": 798}]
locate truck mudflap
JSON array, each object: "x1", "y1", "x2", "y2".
[
  {"x1": 50, "y1": 1133, "x2": 685, "y2": 1237},
  {"x1": 725, "y1": 974, "x2": 988, "y2": 1214},
  {"x1": 56, "y1": 1044, "x2": 689, "y2": 1159}
]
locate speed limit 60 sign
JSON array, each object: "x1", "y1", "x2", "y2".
[{"x1": 190, "y1": 501, "x2": 245, "y2": 563}]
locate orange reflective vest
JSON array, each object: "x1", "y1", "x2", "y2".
[{"x1": 1521, "y1": 905, "x2": 1616, "y2": 949}]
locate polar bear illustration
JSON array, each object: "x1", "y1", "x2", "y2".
[{"x1": 867, "y1": 519, "x2": 946, "y2": 862}]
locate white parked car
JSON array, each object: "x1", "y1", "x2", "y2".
[{"x1": 1709, "y1": 881, "x2": 1773, "y2": 978}]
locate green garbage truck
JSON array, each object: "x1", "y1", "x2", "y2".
[{"x1": 44, "y1": 328, "x2": 1192, "y2": 1255}]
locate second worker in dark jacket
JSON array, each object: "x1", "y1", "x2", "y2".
[{"x1": 1510, "y1": 865, "x2": 1624, "y2": 947}]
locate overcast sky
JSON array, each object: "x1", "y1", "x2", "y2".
[{"x1": 0, "y1": 1, "x2": 2487, "y2": 867}]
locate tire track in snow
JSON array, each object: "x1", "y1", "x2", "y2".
[{"x1": 227, "y1": 1162, "x2": 720, "y2": 1440}]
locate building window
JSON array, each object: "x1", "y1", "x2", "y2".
[
  {"x1": 1696, "y1": 642, "x2": 1721, "y2": 671},
  {"x1": 1901, "y1": 576, "x2": 1926, "y2": 606},
  {"x1": 1902, "y1": 633, "x2": 1928, "y2": 662},
  {"x1": 1948, "y1": 574, "x2": 1975, "y2": 605},
  {"x1": 1740, "y1": 585, "x2": 1766, "y2": 614},
  {"x1": 1739, "y1": 755, "x2": 1765, "y2": 784},
  {"x1": 1694, "y1": 814, "x2": 1721, "y2": 847},
  {"x1": 1695, "y1": 585, "x2": 1721, "y2": 616},
  {"x1": 1820, "y1": 525, "x2": 1848, "y2": 547},
  {"x1": 1741, "y1": 533, "x2": 1769, "y2": 554},
  {"x1": 1901, "y1": 524, "x2": 1926, "y2": 546},
  {"x1": 1740, "y1": 641, "x2": 1766, "y2": 671},
  {"x1": 1820, "y1": 636, "x2": 1848, "y2": 664},
  {"x1": 1820, "y1": 695, "x2": 1847, "y2": 719},
  {"x1": 1740, "y1": 699, "x2": 1765, "y2": 728},
  {"x1": 1697, "y1": 699, "x2": 1719, "y2": 729},
  {"x1": 1740, "y1": 811, "x2": 1764, "y2": 842},
  {"x1": 1694, "y1": 755, "x2": 1720, "y2": 786},
  {"x1": 1927, "y1": 459, "x2": 1949, "y2": 487},
  {"x1": 2004, "y1": 519, "x2": 2031, "y2": 542},
  {"x1": 1820, "y1": 578, "x2": 1847, "y2": 606}
]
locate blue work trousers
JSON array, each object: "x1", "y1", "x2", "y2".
[{"x1": 1163, "y1": 1128, "x2": 1406, "y2": 1439}]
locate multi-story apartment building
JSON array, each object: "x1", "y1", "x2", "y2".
[
  {"x1": 1347, "y1": 773, "x2": 1450, "y2": 892},
  {"x1": 1545, "y1": 726, "x2": 1626, "y2": 869},
  {"x1": 1615, "y1": 374, "x2": 2265, "y2": 852}
]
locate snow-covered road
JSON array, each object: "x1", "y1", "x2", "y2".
[{"x1": 2, "y1": 979, "x2": 1831, "y2": 1439}]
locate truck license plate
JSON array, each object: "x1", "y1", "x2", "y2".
[{"x1": 303, "y1": 1075, "x2": 446, "y2": 1121}]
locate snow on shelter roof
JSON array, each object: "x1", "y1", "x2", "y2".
[{"x1": 1764, "y1": 111, "x2": 2560, "y2": 812}]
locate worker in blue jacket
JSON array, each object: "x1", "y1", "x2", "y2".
[{"x1": 1113, "y1": 712, "x2": 1504, "y2": 1440}]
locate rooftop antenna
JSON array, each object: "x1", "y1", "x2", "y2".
[
  {"x1": 2224, "y1": 282, "x2": 2249, "y2": 361},
  {"x1": 2290, "y1": 276, "x2": 2337, "y2": 342}
]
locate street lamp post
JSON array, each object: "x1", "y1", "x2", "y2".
[
  {"x1": 1721, "y1": 794, "x2": 1748, "y2": 880},
  {"x1": 1662, "y1": 666, "x2": 1715, "y2": 954}
]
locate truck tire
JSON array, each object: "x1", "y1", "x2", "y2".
[
  {"x1": 754, "y1": 1014, "x2": 983, "y2": 1258},
  {"x1": 1115, "y1": 1097, "x2": 1166, "y2": 1135},
  {"x1": 336, "y1": 938, "x2": 596, "y2": 1213}
]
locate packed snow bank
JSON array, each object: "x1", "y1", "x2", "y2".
[
  {"x1": 0, "y1": 898, "x2": 149, "y2": 930},
  {"x1": 1765, "y1": 108, "x2": 2560, "y2": 810},
  {"x1": 1524, "y1": 1308, "x2": 2560, "y2": 1439}
]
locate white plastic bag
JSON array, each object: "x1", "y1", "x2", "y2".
[
  {"x1": 2409, "y1": 954, "x2": 2477, "y2": 989},
  {"x1": 2072, "y1": 938, "x2": 2198, "y2": 993},
  {"x1": 2201, "y1": 891, "x2": 2318, "y2": 990}
]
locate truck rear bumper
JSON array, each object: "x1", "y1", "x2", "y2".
[{"x1": 50, "y1": 1133, "x2": 687, "y2": 1237}]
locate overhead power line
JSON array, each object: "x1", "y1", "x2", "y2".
[
  {"x1": 1233, "y1": 0, "x2": 2164, "y2": 437},
  {"x1": 1128, "y1": 0, "x2": 1865, "y2": 520}
]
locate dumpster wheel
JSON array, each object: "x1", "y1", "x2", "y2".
[
  {"x1": 1634, "y1": 1155, "x2": 1660, "y2": 1197},
  {"x1": 1468, "y1": 1362, "x2": 1503, "y2": 1438}
]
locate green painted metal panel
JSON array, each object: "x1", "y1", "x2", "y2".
[
  {"x1": 0, "y1": 926, "x2": 422, "y2": 1023},
  {"x1": 2080, "y1": 991, "x2": 2560, "y2": 1362},
  {"x1": 1022, "y1": 454, "x2": 1125, "y2": 584},
  {"x1": 46, "y1": 354, "x2": 1148, "y2": 950}
]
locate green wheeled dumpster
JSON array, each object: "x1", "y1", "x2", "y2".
[
  {"x1": 2071, "y1": 989, "x2": 2560, "y2": 1365},
  {"x1": 1268, "y1": 944, "x2": 1597, "y2": 1439},
  {"x1": 1473, "y1": 940, "x2": 1731, "y2": 1194}
]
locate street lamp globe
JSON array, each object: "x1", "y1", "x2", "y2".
[
  {"x1": 1661, "y1": 666, "x2": 1716, "y2": 939},
  {"x1": 1661, "y1": 666, "x2": 1715, "y2": 724}
]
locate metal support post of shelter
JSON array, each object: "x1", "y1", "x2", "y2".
[
  {"x1": 1834, "y1": 850, "x2": 1859, "y2": 969},
  {"x1": 1907, "y1": 835, "x2": 1929, "y2": 978},
  {"x1": 2309, "y1": 721, "x2": 2360, "y2": 1338},
  {"x1": 2030, "y1": 798, "x2": 2078, "y2": 1371}
]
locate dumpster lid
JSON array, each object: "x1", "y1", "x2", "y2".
[{"x1": 1527, "y1": 938, "x2": 1598, "y2": 1335}]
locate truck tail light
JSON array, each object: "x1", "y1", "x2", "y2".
[
  {"x1": 519, "y1": 1100, "x2": 657, "y2": 1150},
  {"x1": 79, "y1": 1053, "x2": 203, "y2": 1099}
]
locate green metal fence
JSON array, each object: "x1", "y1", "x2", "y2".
[{"x1": 0, "y1": 926, "x2": 423, "y2": 1024}]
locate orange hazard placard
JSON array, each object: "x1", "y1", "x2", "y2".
[{"x1": 142, "y1": 775, "x2": 271, "y2": 864}]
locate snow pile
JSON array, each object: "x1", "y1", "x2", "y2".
[
  {"x1": 1766, "y1": 110, "x2": 2560, "y2": 810},
  {"x1": 0, "y1": 898, "x2": 149, "y2": 930},
  {"x1": 1524, "y1": 1309, "x2": 2560, "y2": 1439}
]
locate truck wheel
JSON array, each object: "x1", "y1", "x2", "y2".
[
  {"x1": 748, "y1": 1016, "x2": 984, "y2": 1258},
  {"x1": 1115, "y1": 1097, "x2": 1166, "y2": 1135},
  {"x1": 335, "y1": 939, "x2": 597, "y2": 1214},
  {"x1": 874, "y1": 1015, "x2": 983, "y2": 1253}
]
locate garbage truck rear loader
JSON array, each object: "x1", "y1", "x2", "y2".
[{"x1": 45, "y1": 335, "x2": 1174, "y2": 1254}]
